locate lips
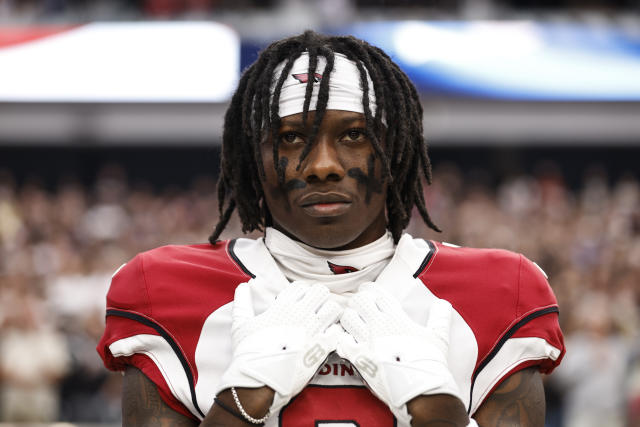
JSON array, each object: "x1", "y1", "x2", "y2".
[
  {"x1": 298, "y1": 192, "x2": 352, "y2": 217},
  {"x1": 298, "y1": 192, "x2": 352, "y2": 207}
]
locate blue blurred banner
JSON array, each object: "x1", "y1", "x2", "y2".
[
  {"x1": 3, "y1": 20, "x2": 638, "y2": 102},
  {"x1": 333, "y1": 21, "x2": 640, "y2": 101}
]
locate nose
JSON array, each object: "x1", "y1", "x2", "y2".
[{"x1": 301, "y1": 137, "x2": 345, "y2": 183}]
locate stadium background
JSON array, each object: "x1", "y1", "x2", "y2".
[{"x1": 0, "y1": 0, "x2": 638, "y2": 426}]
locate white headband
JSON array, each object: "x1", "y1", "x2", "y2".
[{"x1": 271, "y1": 52, "x2": 379, "y2": 119}]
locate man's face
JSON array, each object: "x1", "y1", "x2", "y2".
[{"x1": 260, "y1": 110, "x2": 387, "y2": 250}]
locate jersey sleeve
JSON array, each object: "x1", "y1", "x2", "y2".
[
  {"x1": 512, "y1": 255, "x2": 565, "y2": 373},
  {"x1": 469, "y1": 254, "x2": 565, "y2": 414},
  {"x1": 96, "y1": 254, "x2": 199, "y2": 420}
]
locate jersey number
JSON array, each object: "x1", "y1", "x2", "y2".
[
  {"x1": 317, "y1": 423, "x2": 358, "y2": 427},
  {"x1": 279, "y1": 385, "x2": 395, "y2": 426}
]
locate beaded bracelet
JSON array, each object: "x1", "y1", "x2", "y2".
[{"x1": 231, "y1": 387, "x2": 270, "y2": 425}]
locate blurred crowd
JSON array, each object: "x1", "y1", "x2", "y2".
[
  {"x1": 1, "y1": 0, "x2": 633, "y2": 23},
  {"x1": 410, "y1": 162, "x2": 640, "y2": 427},
  {"x1": 0, "y1": 0, "x2": 275, "y2": 19},
  {"x1": 0, "y1": 161, "x2": 638, "y2": 426}
]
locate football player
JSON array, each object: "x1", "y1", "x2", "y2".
[{"x1": 98, "y1": 31, "x2": 564, "y2": 426}]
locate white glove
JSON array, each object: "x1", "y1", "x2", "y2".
[
  {"x1": 337, "y1": 282, "x2": 461, "y2": 423},
  {"x1": 218, "y1": 280, "x2": 342, "y2": 413}
]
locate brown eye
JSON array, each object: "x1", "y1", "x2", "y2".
[
  {"x1": 343, "y1": 129, "x2": 365, "y2": 142},
  {"x1": 281, "y1": 132, "x2": 303, "y2": 144},
  {"x1": 348, "y1": 130, "x2": 361, "y2": 139}
]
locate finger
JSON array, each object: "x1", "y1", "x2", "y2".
[
  {"x1": 232, "y1": 281, "x2": 255, "y2": 325},
  {"x1": 300, "y1": 284, "x2": 330, "y2": 313},
  {"x1": 275, "y1": 282, "x2": 307, "y2": 305},
  {"x1": 339, "y1": 307, "x2": 369, "y2": 343},
  {"x1": 349, "y1": 286, "x2": 377, "y2": 310},
  {"x1": 317, "y1": 323, "x2": 343, "y2": 354},
  {"x1": 359, "y1": 282, "x2": 400, "y2": 314},
  {"x1": 427, "y1": 298, "x2": 454, "y2": 351},
  {"x1": 370, "y1": 287, "x2": 400, "y2": 315},
  {"x1": 324, "y1": 322, "x2": 345, "y2": 339},
  {"x1": 348, "y1": 290, "x2": 381, "y2": 323},
  {"x1": 316, "y1": 299, "x2": 342, "y2": 329},
  {"x1": 335, "y1": 326, "x2": 360, "y2": 361},
  {"x1": 289, "y1": 280, "x2": 312, "y2": 292}
]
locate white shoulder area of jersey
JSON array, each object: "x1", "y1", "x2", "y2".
[
  {"x1": 109, "y1": 334, "x2": 202, "y2": 419},
  {"x1": 232, "y1": 237, "x2": 289, "y2": 286},
  {"x1": 532, "y1": 261, "x2": 549, "y2": 279},
  {"x1": 111, "y1": 262, "x2": 127, "y2": 278},
  {"x1": 471, "y1": 336, "x2": 561, "y2": 414},
  {"x1": 378, "y1": 233, "x2": 434, "y2": 279}
]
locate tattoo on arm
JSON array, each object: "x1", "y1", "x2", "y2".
[
  {"x1": 474, "y1": 367, "x2": 545, "y2": 427},
  {"x1": 122, "y1": 367, "x2": 198, "y2": 427}
]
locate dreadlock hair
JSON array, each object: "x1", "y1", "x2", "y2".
[{"x1": 209, "y1": 30, "x2": 440, "y2": 245}]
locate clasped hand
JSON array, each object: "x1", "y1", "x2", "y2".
[
  {"x1": 220, "y1": 280, "x2": 462, "y2": 420},
  {"x1": 337, "y1": 282, "x2": 462, "y2": 423}
]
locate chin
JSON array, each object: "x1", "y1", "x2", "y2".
[
  {"x1": 293, "y1": 226, "x2": 372, "y2": 250},
  {"x1": 302, "y1": 235, "x2": 355, "y2": 250},
  {"x1": 271, "y1": 211, "x2": 387, "y2": 250}
]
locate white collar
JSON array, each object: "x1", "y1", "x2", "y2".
[{"x1": 263, "y1": 227, "x2": 395, "y2": 297}]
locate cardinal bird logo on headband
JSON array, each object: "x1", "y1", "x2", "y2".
[{"x1": 292, "y1": 73, "x2": 323, "y2": 84}]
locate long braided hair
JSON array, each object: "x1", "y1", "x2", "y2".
[{"x1": 209, "y1": 30, "x2": 439, "y2": 245}]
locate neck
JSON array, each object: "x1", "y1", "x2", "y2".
[
  {"x1": 271, "y1": 211, "x2": 388, "y2": 251},
  {"x1": 264, "y1": 226, "x2": 396, "y2": 290}
]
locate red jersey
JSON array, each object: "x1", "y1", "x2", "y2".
[{"x1": 97, "y1": 234, "x2": 564, "y2": 425}]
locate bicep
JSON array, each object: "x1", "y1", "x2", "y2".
[
  {"x1": 473, "y1": 367, "x2": 545, "y2": 427},
  {"x1": 122, "y1": 366, "x2": 199, "y2": 427}
]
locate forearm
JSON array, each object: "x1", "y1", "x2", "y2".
[
  {"x1": 407, "y1": 394, "x2": 470, "y2": 427},
  {"x1": 122, "y1": 367, "x2": 198, "y2": 427},
  {"x1": 123, "y1": 368, "x2": 275, "y2": 427},
  {"x1": 473, "y1": 367, "x2": 545, "y2": 427},
  {"x1": 201, "y1": 387, "x2": 274, "y2": 427}
]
